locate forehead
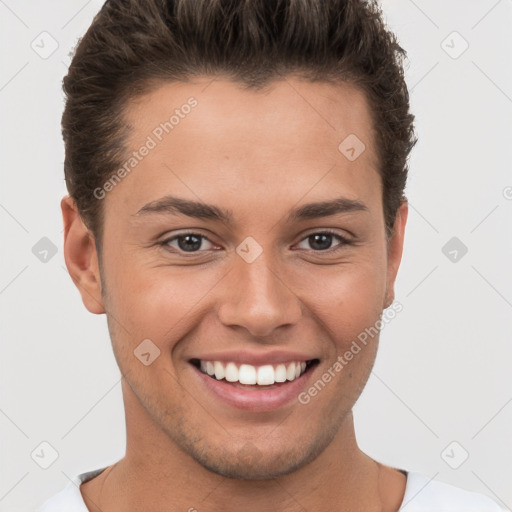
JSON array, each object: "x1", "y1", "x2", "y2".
[{"x1": 108, "y1": 77, "x2": 381, "y2": 222}]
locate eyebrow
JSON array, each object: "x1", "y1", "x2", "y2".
[{"x1": 133, "y1": 195, "x2": 369, "y2": 224}]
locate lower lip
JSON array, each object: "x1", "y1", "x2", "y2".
[{"x1": 191, "y1": 363, "x2": 317, "y2": 412}]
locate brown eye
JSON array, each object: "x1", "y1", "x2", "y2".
[
  {"x1": 160, "y1": 233, "x2": 216, "y2": 253},
  {"x1": 296, "y1": 231, "x2": 351, "y2": 252}
]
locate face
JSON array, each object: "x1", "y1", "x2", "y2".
[{"x1": 63, "y1": 77, "x2": 407, "y2": 480}]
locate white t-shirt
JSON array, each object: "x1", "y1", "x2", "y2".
[{"x1": 36, "y1": 467, "x2": 507, "y2": 511}]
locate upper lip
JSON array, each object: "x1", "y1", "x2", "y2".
[{"x1": 189, "y1": 350, "x2": 318, "y2": 366}]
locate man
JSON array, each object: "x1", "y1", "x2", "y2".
[{"x1": 37, "y1": 0, "x2": 505, "y2": 510}]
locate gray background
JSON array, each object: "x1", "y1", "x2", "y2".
[{"x1": 1, "y1": 0, "x2": 511, "y2": 510}]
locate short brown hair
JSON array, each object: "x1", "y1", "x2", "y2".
[{"x1": 62, "y1": 0, "x2": 416, "y2": 252}]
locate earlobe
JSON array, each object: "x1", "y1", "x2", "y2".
[
  {"x1": 383, "y1": 200, "x2": 408, "y2": 310},
  {"x1": 61, "y1": 196, "x2": 105, "y2": 315}
]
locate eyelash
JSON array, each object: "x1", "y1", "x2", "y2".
[{"x1": 158, "y1": 229, "x2": 352, "y2": 255}]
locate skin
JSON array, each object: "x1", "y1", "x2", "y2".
[{"x1": 62, "y1": 76, "x2": 408, "y2": 512}]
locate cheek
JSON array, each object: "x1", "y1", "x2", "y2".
[
  {"x1": 307, "y1": 258, "x2": 387, "y2": 341},
  {"x1": 104, "y1": 263, "x2": 224, "y2": 348},
  {"x1": 316, "y1": 266, "x2": 386, "y2": 394}
]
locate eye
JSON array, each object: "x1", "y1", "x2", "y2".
[
  {"x1": 159, "y1": 232, "x2": 217, "y2": 253},
  {"x1": 295, "y1": 230, "x2": 351, "y2": 252},
  {"x1": 159, "y1": 229, "x2": 352, "y2": 255}
]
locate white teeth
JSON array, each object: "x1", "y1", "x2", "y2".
[
  {"x1": 275, "y1": 364, "x2": 287, "y2": 382},
  {"x1": 206, "y1": 361, "x2": 215, "y2": 376},
  {"x1": 214, "y1": 361, "x2": 225, "y2": 380},
  {"x1": 257, "y1": 365, "x2": 275, "y2": 385},
  {"x1": 197, "y1": 359, "x2": 311, "y2": 385},
  {"x1": 239, "y1": 364, "x2": 257, "y2": 385},
  {"x1": 286, "y1": 363, "x2": 296, "y2": 381},
  {"x1": 225, "y1": 362, "x2": 239, "y2": 382}
]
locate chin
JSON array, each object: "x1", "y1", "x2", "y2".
[
  {"x1": 179, "y1": 430, "x2": 334, "y2": 481},
  {"x1": 195, "y1": 451, "x2": 308, "y2": 481}
]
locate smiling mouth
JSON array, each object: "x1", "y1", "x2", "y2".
[{"x1": 190, "y1": 358, "x2": 320, "y2": 387}]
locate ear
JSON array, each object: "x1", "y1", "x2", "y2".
[
  {"x1": 383, "y1": 199, "x2": 408, "y2": 309},
  {"x1": 61, "y1": 195, "x2": 105, "y2": 314}
]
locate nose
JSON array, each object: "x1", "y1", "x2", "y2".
[{"x1": 217, "y1": 251, "x2": 303, "y2": 338}]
